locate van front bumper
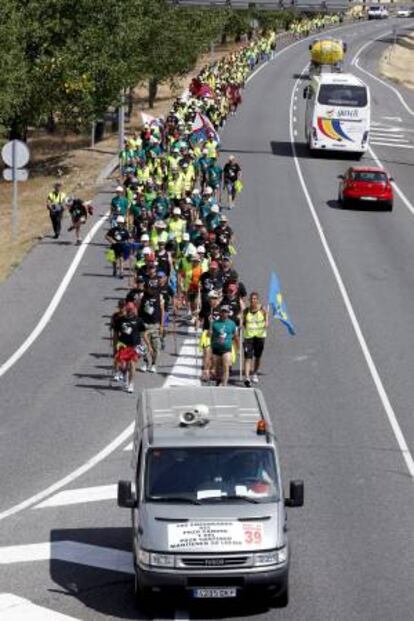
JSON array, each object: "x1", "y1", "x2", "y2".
[{"x1": 136, "y1": 563, "x2": 288, "y2": 596}]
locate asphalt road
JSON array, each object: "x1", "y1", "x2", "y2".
[{"x1": 0, "y1": 17, "x2": 413, "y2": 621}]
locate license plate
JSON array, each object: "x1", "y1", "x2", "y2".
[
  {"x1": 360, "y1": 196, "x2": 377, "y2": 201},
  {"x1": 192, "y1": 587, "x2": 237, "y2": 599}
]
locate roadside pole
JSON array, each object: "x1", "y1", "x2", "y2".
[
  {"x1": 1, "y1": 139, "x2": 30, "y2": 241},
  {"x1": 118, "y1": 89, "x2": 125, "y2": 151}
]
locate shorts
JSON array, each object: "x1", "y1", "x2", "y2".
[
  {"x1": 113, "y1": 242, "x2": 130, "y2": 260},
  {"x1": 212, "y1": 347, "x2": 231, "y2": 357},
  {"x1": 115, "y1": 345, "x2": 139, "y2": 364},
  {"x1": 243, "y1": 337, "x2": 265, "y2": 360}
]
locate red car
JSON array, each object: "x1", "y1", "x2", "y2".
[{"x1": 338, "y1": 166, "x2": 394, "y2": 211}]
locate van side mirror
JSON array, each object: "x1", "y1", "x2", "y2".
[
  {"x1": 303, "y1": 87, "x2": 309, "y2": 100},
  {"x1": 337, "y1": 174, "x2": 345, "y2": 180},
  {"x1": 118, "y1": 480, "x2": 137, "y2": 508},
  {"x1": 285, "y1": 480, "x2": 304, "y2": 508},
  {"x1": 389, "y1": 177, "x2": 394, "y2": 182}
]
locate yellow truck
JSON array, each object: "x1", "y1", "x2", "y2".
[{"x1": 309, "y1": 39, "x2": 347, "y2": 75}]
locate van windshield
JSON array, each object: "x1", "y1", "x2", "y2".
[
  {"x1": 318, "y1": 84, "x2": 368, "y2": 107},
  {"x1": 145, "y1": 447, "x2": 279, "y2": 503}
]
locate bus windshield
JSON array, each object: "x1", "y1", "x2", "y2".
[{"x1": 318, "y1": 84, "x2": 367, "y2": 107}]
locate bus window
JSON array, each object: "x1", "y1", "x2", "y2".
[{"x1": 318, "y1": 85, "x2": 367, "y2": 107}]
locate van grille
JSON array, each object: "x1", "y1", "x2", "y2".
[{"x1": 180, "y1": 556, "x2": 249, "y2": 569}]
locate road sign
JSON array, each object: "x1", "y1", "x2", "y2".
[
  {"x1": 3, "y1": 168, "x2": 29, "y2": 182},
  {"x1": 1, "y1": 139, "x2": 30, "y2": 169}
]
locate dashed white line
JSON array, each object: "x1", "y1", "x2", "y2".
[
  {"x1": 34, "y1": 484, "x2": 117, "y2": 508},
  {"x1": 0, "y1": 594, "x2": 81, "y2": 621}
]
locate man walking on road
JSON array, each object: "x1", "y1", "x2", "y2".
[
  {"x1": 223, "y1": 155, "x2": 241, "y2": 209},
  {"x1": 47, "y1": 181, "x2": 67, "y2": 239}
]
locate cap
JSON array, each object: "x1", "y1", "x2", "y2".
[
  {"x1": 208, "y1": 290, "x2": 219, "y2": 299},
  {"x1": 192, "y1": 189, "x2": 200, "y2": 195},
  {"x1": 157, "y1": 270, "x2": 166, "y2": 277},
  {"x1": 194, "y1": 219, "x2": 203, "y2": 226},
  {"x1": 210, "y1": 260, "x2": 219, "y2": 269},
  {"x1": 204, "y1": 187, "x2": 213, "y2": 195},
  {"x1": 182, "y1": 232, "x2": 190, "y2": 241},
  {"x1": 117, "y1": 215, "x2": 125, "y2": 223},
  {"x1": 173, "y1": 207, "x2": 181, "y2": 215},
  {"x1": 220, "y1": 304, "x2": 230, "y2": 312},
  {"x1": 136, "y1": 275, "x2": 145, "y2": 283},
  {"x1": 155, "y1": 220, "x2": 166, "y2": 228},
  {"x1": 142, "y1": 247, "x2": 152, "y2": 255},
  {"x1": 191, "y1": 254, "x2": 200, "y2": 262},
  {"x1": 222, "y1": 255, "x2": 232, "y2": 262},
  {"x1": 196, "y1": 245, "x2": 206, "y2": 253},
  {"x1": 116, "y1": 185, "x2": 124, "y2": 192},
  {"x1": 141, "y1": 234, "x2": 150, "y2": 241},
  {"x1": 211, "y1": 205, "x2": 219, "y2": 213},
  {"x1": 220, "y1": 214, "x2": 228, "y2": 221}
]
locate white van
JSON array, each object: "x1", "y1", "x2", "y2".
[
  {"x1": 304, "y1": 73, "x2": 370, "y2": 156},
  {"x1": 118, "y1": 387, "x2": 304, "y2": 607}
]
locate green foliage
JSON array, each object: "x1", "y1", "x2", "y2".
[{"x1": 0, "y1": 0, "x2": 311, "y2": 137}]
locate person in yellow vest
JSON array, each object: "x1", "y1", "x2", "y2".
[
  {"x1": 242, "y1": 292, "x2": 269, "y2": 387},
  {"x1": 47, "y1": 181, "x2": 67, "y2": 239},
  {"x1": 205, "y1": 135, "x2": 219, "y2": 160},
  {"x1": 167, "y1": 207, "x2": 186, "y2": 243}
]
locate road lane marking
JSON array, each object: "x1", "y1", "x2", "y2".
[
  {"x1": 0, "y1": 594, "x2": 81, "y2": 621},
  {"x1": 367, "y1": 145, "x2": 414, "y2": 215},
  {"x1": 290, "y1": 70, "x2": 414, "y2": 479},
  {"x1": 34, "y1": 484, "x2": 117, "y2": 508},
  {"x1": 351, "y1": 33, "x2": 414, "y2": 117},
  {"x1": 370, "y1": 142, "x2": 414, "y2": 149},
  {"x1": 123, "y1": 442, "x2": 133, "y2": 451},
  {"x1": 0, "y1": 541, "x2": 134, "y2": 574}
]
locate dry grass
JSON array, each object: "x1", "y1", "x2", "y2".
[
  {"x1": 379, "y1": 33, "x2": 414, "y2": 91},
  {"x1": 0, "y1": 41, "x2": 240, "y2": 282}
]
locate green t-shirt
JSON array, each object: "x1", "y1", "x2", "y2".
[{"x1": 211, "y1": 318, "x2": 236, "y2": 353}]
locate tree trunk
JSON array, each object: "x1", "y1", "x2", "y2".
[
  {"x1": 221, "y1": 32, "x2": 227, "y2": 45},
  {"x1": 8, "y1": 117, "x2": 28, "y2": 142},
  {"x1": 148, "y1": 78, "x2": 158, "y2": 109},
  {"x1": 46, "y1": 112, "x2": 56, "y2": 133}
]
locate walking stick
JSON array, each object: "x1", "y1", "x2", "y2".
[
  {"x1": 172, "y1": 298, "x2": 178, "y2": 356},
  {"x1": 239, "y1": 327, "x2": 244, "y2": 383}
]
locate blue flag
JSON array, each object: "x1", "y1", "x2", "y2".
[{"x1": 267, "y1": 271, "x2": 296, "y2": 335}]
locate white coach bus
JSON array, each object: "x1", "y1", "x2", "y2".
[{"x1": 304, "y1": 73, "x2": 370, "y2": 157}]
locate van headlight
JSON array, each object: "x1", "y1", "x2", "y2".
[
  {"x1": 254, "y1": 547, "x2": 288, "y2": 567},
  {"x1": 137, "y1": 549, "x2": 175, "y2": 568}
]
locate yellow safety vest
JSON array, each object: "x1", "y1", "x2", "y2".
[{"x1": 244, "y1": 309, "x2": 267, "y2": 339}]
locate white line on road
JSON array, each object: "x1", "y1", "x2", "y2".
[
  {"x1": 0, "y1": 541, "x2": 134, "y2": 574},
  {"x1": 0, "y1": 594, "x2": 81, "y2": 621},
  {"x1": 0, "y1": 212, "x2": 110, "y2": 380},
  {"x1": 370, "y1": 141, "x2": 414, "y2": 149},
  {"x1": 34, "y1": 484, "x2": 117, "y2": 508},
  {"x1": 123, "y1": 442, "x2": 133, "y2": 451},
  {"x1": 351, "y1": 34, "x2": 414, "y2": 117},
  {"x1": 290, "y1": 70, "x2": 414, "y2": 479}
]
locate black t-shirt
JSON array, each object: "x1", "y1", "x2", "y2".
[
  {"x1": 200, "y1": 271, "x2": 224, "y2": 298},
  {"x1": 156, "y1": 250, "x2": 171, "y2": 276},
  {"x1": 126, "y1": 287, "x2": 144, "y2": 306},
  {"x1": 113, "y1": 315, "x2": 146, "y2": 347},
  {"x1": 199, "y1": 305, "x2": 221, "y2": 331},
  {"x1": 221, "y1": 267, "x2": 238, "y2": 288},
  {"x1": 221, "y1": 296, "x2": 241, "y2": 326},
  {"x1": 223, "y1": 162, "x2": 240, "y2": 182},
  {"x1": 139, "y1": 293, "x2": 162, "y2": 325},
  {"x1": 69, "y1": 199, "x2": 87, "y2": 221},
  {"x1": 215, "y1": 225, "x2": 233, "y2": 249},
  {"x1": 107, "y1": 226, "x2": 130, "y2": 244}
]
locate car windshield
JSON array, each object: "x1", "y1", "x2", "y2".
[
  {"x1": 145, "y1": 447, "x2": 279, "y2": 503},
  {"x1": 351, "y1": 171, "x2": 387, "y2": 182},
  {"x1": 318, "y1": 84, "x2": 368, "y2": 107}
]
